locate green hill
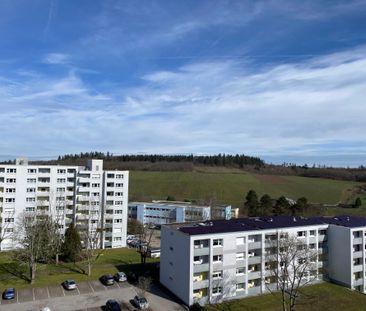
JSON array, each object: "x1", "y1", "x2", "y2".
[{"x1": 129, "y1": 170, "x2": 365, "y2": 211}]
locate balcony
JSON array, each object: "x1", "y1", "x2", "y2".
[
  {"x1": 353, "y1": 278, "x2": 363, "y2": 287},
  {"x1": 354, "y1": 264, "x2": 363, "y2": 272},
  {"x1": 247, "y1": 286, "x2": 261, "y2": 296},
  {"x1": 248, "y1": 241, "x2": 262, "y2": 250},
  {"x1": 354, "y1": 251, "x2": 363, "y2": 258},
  {"x1": 248, "y1": 271, "x2": 261, "y2": 280},
  {"x1": 194, "y1": 247, "x2": 210, "y2": 256},
  {"x1": 193, "y1": 263, "x2": 209, "y2": 273},
  {"x1": 248, "y1": 256, "x2": 262, "y2": 265},
  {"x1": 193, "y1": 279, "x2": 209, "y2": 290}
]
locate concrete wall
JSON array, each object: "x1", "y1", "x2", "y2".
[
  {"x1": 160, "y1": 226, "x2": 191, "y2": 305},
  {"x1": 327, "y1": 224, "x2": 351, "y2": 287}
]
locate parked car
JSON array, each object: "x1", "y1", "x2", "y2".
[
  {"x1": 133, "y1": 295, "x2": 149, "y2": 309},
  {"x1": 41, "y1": 308, "x2": 51, "y2": 311},
  {"x1": 62, "y1": 279, "x2": 77, "y2": 290},
  {"x1": 101, "y1": 274, "x2": 115, "y2": 286},
  {"x1": 114, "y1": 271, "x2": 127, "y2": 282},
  {"x1": 2, "y1": 288, "x2": 15, "y2": 300},
  {"x1": 105, "y1": 299, "x2": 122, "y2": 311}
]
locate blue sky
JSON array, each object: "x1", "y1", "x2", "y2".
[{"x1": 0, "y1": 0, "x2": 366, "y2": 166}]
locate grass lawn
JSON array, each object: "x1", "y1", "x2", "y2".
[
  {"x1": 129, "y1": 170, "x2": 362, "y2": 208},
  {"x1": 205, "y1": 282, "x2": 366, "y2": 311},
  {"x1": 0, "y1": 248, "x2": 157, "y2": 290}
]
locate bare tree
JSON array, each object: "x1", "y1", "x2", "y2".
[
  {"x1": 13, "y1": 213, "x2": 61, "y2": 283},
  {"x1": 264, "y1": 232, "x2": 319, "y2": 311},
  {"x1": 136, "y1": 276, "x2": 152, "y2": 298},
  {"x1": 77, "y1": 196, "x2": 104, "y2": 276},
  {"x1": 137, "y1": 224, "x2": 155, "y2": 266}
]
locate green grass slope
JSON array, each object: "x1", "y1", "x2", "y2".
[
  {"x1": 129, "y1": 171, "x2": 361, "y2": 208},
  {"x1": 205, "y1": 283, "x2": 366, "y2": 311}
]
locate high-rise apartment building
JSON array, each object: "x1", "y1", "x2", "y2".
[
  {"x1": 0, "y1": 158, "x2": 129, "y2": 250},
  {"x1": 160, "y1": 215, "x2": 366, "y2": 306}
]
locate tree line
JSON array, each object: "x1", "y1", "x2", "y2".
[
  {"x1": 55, "y1": 152, "x2": 265, "y2": 167},
  {"x1": 242, "y1": 190, "x2": 362, "y2": 217}
]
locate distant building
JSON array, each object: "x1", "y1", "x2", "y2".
[
  {"x1": 160, "y1": 215, "x2": 366, "y2": 306},
  {"x1": 128, "y1": 200, "x2": 235, "y2": 225},
  {"x1": 0, "y1": 158, "x2": 129, "y2": 250}
]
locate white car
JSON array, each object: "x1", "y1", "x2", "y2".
[
  {"x1": 133, "y1": 295, "x2": 149, "y2": 309},
  {"x1": 41, "y1": 308, "x2": 51, "y2": 311},
  {"x1": 114, "y1": 272, "x2": 127, "y2": 282},
  {"x1": 62, "y1": 279, "x2": 77, "y2": 290}
]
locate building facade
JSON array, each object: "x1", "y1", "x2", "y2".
[
  {"x1": 128, "y1": 201, "x2": 234, "y2": 225},
  {"x1": 160, "y1": 215, "x2": 366, "y2": 306},
  {"x1": 0, "y1": 158, "x2": 129, "y2": 250}
]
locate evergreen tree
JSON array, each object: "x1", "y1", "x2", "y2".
[
  {"x1": 259, "y1": 194, "x2": 273, "y2": 216},
  {"x1": 354, "y1": 197, "x2": 362, "y2": 208},
  {"x1": 245, "y1": 190, "x2": 259, "y2": 216},
  {"x1": 62, "y1": 223, "x2": 82, "y2": 262},
  {"x1": 273, "y1": 196, "x2": 290, "y2": 215},
  {"x1": 291, "y1": 197, "x2": 308, "y2": 216}
]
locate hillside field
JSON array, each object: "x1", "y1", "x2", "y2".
[{"x1": 129, "y1": 170, "x2": 364, "y2": 210}]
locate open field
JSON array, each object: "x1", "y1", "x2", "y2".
[
  {"x1": 129, "y1": 170, "x2": 363, "y2": 208},
  {"x1": 205, "y1": 282, "x2": 366, "y2": 311},
  {"x1": 0, "y1": 248, "x2": 157, "y2": 290}
]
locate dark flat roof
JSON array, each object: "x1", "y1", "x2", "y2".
[{"x1": 176, "y1": 215, "x2": 366, "y2": 235}]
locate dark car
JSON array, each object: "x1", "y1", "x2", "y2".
[
  {"x1": 101, "y1": 274, "x2": 115, "y2": 286},
  {"x1": 105, "y1": 299, "x2": 122, "y2": 311},
  {"x1": 2, "y1": 288, "x2": 15, "y2": 300}
]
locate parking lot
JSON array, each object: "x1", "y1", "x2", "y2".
[{"x1": 0, "y1": 280, "x2": 185, "y2": 311}]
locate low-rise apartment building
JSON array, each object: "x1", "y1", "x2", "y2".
[
  {"x1": 0, "y1": 158, "x2": 129, "y2": 250},
  {"x1": 160, "y1": 215, "x2": 366, "y2": 306},
  {"x1": 128, "y1": 201, "x2": 236, "y2": 225}
]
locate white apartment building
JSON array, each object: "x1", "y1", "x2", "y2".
[
  {"x1": 0, "y1": 158, "x2": 129, "y2": 250},
  {"x1": 128, "y1": 201, "x2": 235, "y2": 225},
  {"x1": 160, "y1": 215, "x2": 366, "y2": 306}
]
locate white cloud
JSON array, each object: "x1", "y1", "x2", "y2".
[
  {"x1": 43, "y1": 53, "x2": 69, "y2": 65},
  {"x1": 0, "y1": 46, "x2": 366, "y2": 164}
]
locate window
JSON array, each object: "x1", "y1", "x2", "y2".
[
  {"x1": 114, "y1": 219, "x2": 122, "y2": 223},
  {"x1": 56, "y1": 187, "x2": 65, "y2": 192},
  {"x1": 5, "y1": 198, "x2": 15, "y2": 203},
  {"x1": 319, "y1": 229, "x2": 326, "y2": 235},
  {"x1": 5, "y1": 228, "x2": 14, "y2": 233},
  {"x1": 6, "y1": 178, "x2": 16, "y2": 183},
  {"x1": 57, "y1": 178, "x2": 66, "y2": 183},
  {"x1": 309, "y1": 230, "x2": 316, "y2": 236},
  {"x1": 297, "y1": 231, "x2": 306, "y2": 238},
  {"x1": 114, "y1": 210, "x2": 123, "y2": 214},
  {"x1": 236, "y1": 283, "x2": 245, "y2": 291},
  {"x1": 6, "y1": 188, "x2": 16, "y2": 193},
  {"x1": 116, "y1": 174, "x2": 124, "y2": 179},
  {"x1": 26, "y1": 207, "x2": 35, "y2": 212},
  {"x1": 4, "y1": 218, "x2": 14, "y2": 223},
  {"x1": 27, "y1": 188, "x2": 36, "y2": 193},
  {"x1": 236, "y1": 237, "x2": 245, "y2": 245},
  {"x1": 115, "y1": 200, "x2": 123, "y2": 205},
  {"x1": 6, "y1": 168, "x2": 16, "y2": 173},
  {"x1": 309, "y1": 243, "x2": 316, "y2": 249},
  {"x1": 116, "y1": 183, "x2": 124, "y2": 187},
  {"x1": 115, "y1": 192, "x2": 123, "y2": 197},
  {"x1": 92, "y1": 183, "x2": 100, "y2": 188},
  {"x1": 169, "y1": 246, "x2": 174, "y2": 251},
  {"x1": 26, "y1": 197, "x2": 36, "y2": 202},
  {"x1": 213, "y1": 239, "x2": 223, "y2": 247},
  {"x1": 107, "y1": 173, "x2": 115, "y2": 178},
  {"x1": 212, "y1": 271, "x2": 222, "y2": 279},
  {"x1": 57, "y1": 169, "x2": 66, "y2": 174},
  {"x1": 113, "y1": 237, "x2": 122, "y2": 241},
  {"x1": 27, "y1": 178, "x2": 36, "y2": 183},
  {"x1": 236, "y1": 252, "x2": 245, "y2": 261},
  {"x1": 28, "y1": 168, "x2": 36, "y2": 174},
  {"x1": 92, "y1": 192, "x2": 100, "y2": 197},
  {"x1": 236, "y1": 267, "x2": 245, "y2": 275},
  {"x1": 212, "y1": 287, "x2": 222, "y2": 295},
  {"x1": 213, "y1": 255, "x2": 222, "y2": 263}
]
